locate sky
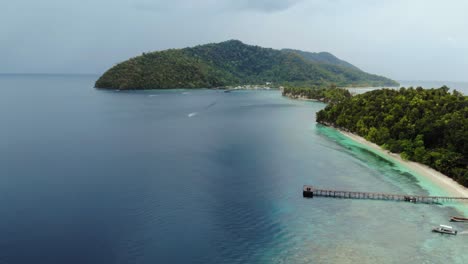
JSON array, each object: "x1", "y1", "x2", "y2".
[{"x1": 2, "y1": 0, "x2": 468, "y2": 81}]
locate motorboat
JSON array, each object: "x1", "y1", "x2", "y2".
[
  {"x1": 432, "y1": 225, "x2": 457, "y2": 235},
  {"x1": 450, "y1": 216, "x2": 468, "y2": 222}
]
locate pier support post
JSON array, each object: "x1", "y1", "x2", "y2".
[{"x1": 303, "y1": 186, "x2": 314, "y2": 198}]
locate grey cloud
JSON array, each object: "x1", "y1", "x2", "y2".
[
  {"x1": 131, "y1": 0, "x2": 219, "y2": 12},
  {"x1": 232, "y1": 0, "x2": 304, "y2": 12},
  {"x1": 131, "y1": 0, "x2": 303, "y2": 13},
  {"x1": 2, "y1": 0, "x2": 468, "y2": 81}
]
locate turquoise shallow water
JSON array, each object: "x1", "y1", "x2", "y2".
[
  {"x1": 277, "y1": 126, "x2": 468, "y2": 264},
  {"x1": 0, "y1": 74, "x2": 467, "y2": 263},
  {"x1": 320, "y1": 126, "x2": 468, "y2": 217}
]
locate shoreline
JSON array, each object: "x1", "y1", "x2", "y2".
[{"x1": 337, "y1": 130, "x2": 468, "y2": 201}]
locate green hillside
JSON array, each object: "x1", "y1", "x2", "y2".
[
  {"x1": 281, "y1": 49, "x2": 361, "y2": 70},
  {"x1": 95, "y1": 40, "x2": 399, "y2": 89}
]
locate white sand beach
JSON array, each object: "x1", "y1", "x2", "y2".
[{"x1": 339, "y1": 130, "x2": 468, "y2": 199}]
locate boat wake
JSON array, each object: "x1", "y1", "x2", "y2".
[
  {"x1": 187, "y1": 101, "x2": 217, "y2": 118},
  {"x1": 204, "y1": 101, "x2": 217, "y2": 109},
  {"x1": 148, "y1": 94, "x2": 159, "y2": 97},
  {"x1": 458, "y1": 230, "x2": 468, "y2": 235}
]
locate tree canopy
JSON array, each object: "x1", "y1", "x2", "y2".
[
  {"x1": 282, "y1": 86, "x2": 352, "y2": 104},
  {"x1": 95, "y1": 40, "x2": 399, "y2": 90},
  {"x1": 316, "y1": 87, "x2": 468, "y2": 186}
]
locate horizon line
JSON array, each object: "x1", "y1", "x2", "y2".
[
  {"x1": 0, "y1": 72, "x2": 99, "y2": 76},
  {"x1": 0, "y1": 73, "x2": 467, "y2": 84}
]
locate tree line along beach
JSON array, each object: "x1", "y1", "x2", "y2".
[{"x1": 283, "y1": 85, "x2": 467, "y2": 216}]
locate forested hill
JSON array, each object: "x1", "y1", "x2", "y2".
[
  {"x1": 316, "y1": 87, "x2": 468, "y2": 186},
  {"x1": 95, "y1": 40, "x2": 399, "y2": 90},
  {"x1": 281, "y1": 49, "x2": 361, "y2": 71}
]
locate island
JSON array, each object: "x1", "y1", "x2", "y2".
[
  {"x1": 282, "y1": 86, "x2": 352, "y2": 103},
  {"x1": 314, "y1": 86, "x2": 468, "y2": 187},
  {"x1": 95, "y1": 40, "x2": 399, "y2": 90}
]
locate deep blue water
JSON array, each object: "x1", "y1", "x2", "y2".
[{"x1": 0, "y1": 74, "x2": 467, "y2": 263}]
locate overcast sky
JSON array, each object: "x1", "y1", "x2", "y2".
[{"x1": 2, "y1": 0, "x2": 468, "y2": 81}]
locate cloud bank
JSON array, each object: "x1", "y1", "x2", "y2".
[{"x1": 2, "y1": 0, "x2": 468, "y2": 81}]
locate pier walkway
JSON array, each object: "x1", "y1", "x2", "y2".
[{"x1": 303, "y1": 185, "x2": 468, "y2": 204}]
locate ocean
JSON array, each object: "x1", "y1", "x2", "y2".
[{"x1": 0, "y1": 74, "x2": 467, "y2": 263}]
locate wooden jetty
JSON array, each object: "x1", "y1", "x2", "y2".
[{"x1": 303, "y1": 185, "x2": 468, "y2": 204}]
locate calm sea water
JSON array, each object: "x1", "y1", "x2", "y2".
[{"x1": 0, "y1": 74, "x2": 467, "y2": 264}]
